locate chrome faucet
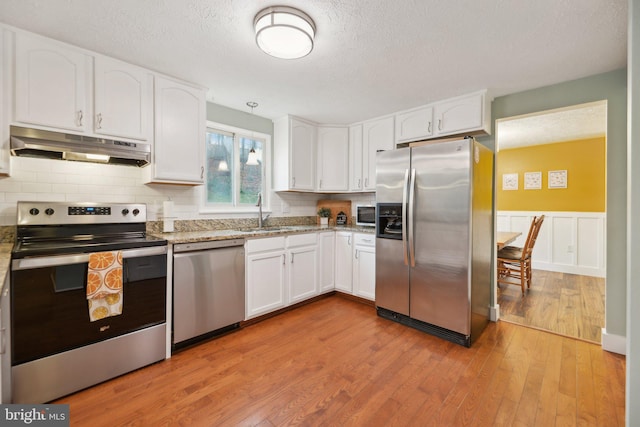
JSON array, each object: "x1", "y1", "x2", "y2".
[{"x1": 256, "y1": 192, "x2": 269, "y2": 228}]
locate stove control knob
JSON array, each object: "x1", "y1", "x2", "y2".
[
  {"x1": 132, "y1": 208, "x2": 140, "y2": 216},
  {"x1": 29, "y1": 208, "x2": 40, "y2": 216},
  {"x1": 121, "y1": 209, "x2": 130, "y2": 216},
  {"x1": 45, "y1": 208, "x2": 55, "y2": 216}
]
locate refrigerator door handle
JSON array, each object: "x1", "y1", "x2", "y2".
[
  {"x1": 402, "y1": 168, "x2": 410, "y2": 266},
  {"x1": 408, "y1": 168, "x2": 417, "y2": 267}
]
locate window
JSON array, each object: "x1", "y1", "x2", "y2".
[{"x1": 204, "y1": 123, "x2": 269, "y2": 212}]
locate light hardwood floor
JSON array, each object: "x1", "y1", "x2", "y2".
[
  {"x1": 54, "y1": 295, "x2": 624, "y2": 426},
  {"x1": 498, "y1": 270, "x2": 605, "y2": 343}
]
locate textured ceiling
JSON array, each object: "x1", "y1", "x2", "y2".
[
  {"x1": 0, "y1": 0, "x2": 628, "y2": 125},
  {"x1": 497, "y1": 101, "x2": 608, "y2": 150}
]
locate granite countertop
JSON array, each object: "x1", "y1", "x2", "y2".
[{"x1": 152, "y1": 225, "x2": 375, "y2": 244}]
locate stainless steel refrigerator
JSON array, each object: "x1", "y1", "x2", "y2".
[{"x1": 375, "y1": 138, "x2": 493, "y2": 347}]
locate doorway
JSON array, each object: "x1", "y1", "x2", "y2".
[{"x1": 494, "y1": 100, "x2": 607, "y2": 344}]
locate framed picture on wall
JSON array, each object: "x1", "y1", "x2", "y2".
[
  {"x1": 524, "y1": 171, "x2": 542, "y2": 190},
  {"x1": 502, "y1": 173, "x2": 518, "y2": 190},
  {"x1": 548, "y1": 170, "x2": 568, "y2": 188}
]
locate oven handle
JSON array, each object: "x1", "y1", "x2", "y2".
[{"x1": 11, "y1": 245, "x2": 168, "y2": 270}]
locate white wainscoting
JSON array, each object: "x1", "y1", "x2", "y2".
[{"x1": 497, "y1": 211, "x2": 606, "y2": 278}]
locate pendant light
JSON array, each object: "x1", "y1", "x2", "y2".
[
  {"x1": 246, "y1": 148, "x2": 259, "y2": 166},
  {"x1": 254, "y1": 6, "x2": 316, "y2": 59}
]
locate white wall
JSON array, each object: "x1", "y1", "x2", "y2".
[
  {"x1": 498, "y1": 210, "x2": 606, "y2": 277},
  {"x1": 0, "y1": 156, "x2": 375, "y2": 226}
]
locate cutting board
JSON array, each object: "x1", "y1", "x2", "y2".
[{"x1": 316, "y1": 200, "x2": 352, "y2": 226}]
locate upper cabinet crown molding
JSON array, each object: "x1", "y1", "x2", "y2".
[{"x1": 395, "y1": 90, "x2": 492, "y2": 145}]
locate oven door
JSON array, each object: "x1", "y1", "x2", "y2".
[{"x1": 11, "y1": 246, "x2": 167, "y2": 366}]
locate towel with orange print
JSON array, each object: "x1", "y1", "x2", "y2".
[{"x1": 86, "y1": 251, "x2": 123, "y2": 322}]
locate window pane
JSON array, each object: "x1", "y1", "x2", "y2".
[
  {"x1": 206, "y1": 131, "x2": 234, "y2": 204},
  {"x1": 239, "y1": 137, "x2": 263, "y2": 204}
]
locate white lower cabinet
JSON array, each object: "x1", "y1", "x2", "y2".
[
  {"x1": 287, "y1": 234, "x2": 318, "y2": 304},
  {"x1": 334, "y1": 231, "x2": 353, "y2": 292},
  {"x1": 318, "y1": 231, "x2": 335, "y2": 293},
  {"x1": 246, "y1": 237, "x2": 287, "y2": 319},
  {"x1": 245, "y1": 231, "x2": 376, "y2": 319},
  {"x1": 353, "y1": 233, "x2": 376, "y2": 301}
]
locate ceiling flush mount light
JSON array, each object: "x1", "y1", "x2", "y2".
[{"x1": 254, "y1": 6, "x2": 316, "y2": 59}]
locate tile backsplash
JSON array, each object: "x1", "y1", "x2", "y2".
[{"x1": 0, "y1": 157, "x2": 375, "y2": 226}]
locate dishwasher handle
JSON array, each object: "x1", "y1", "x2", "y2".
[{"x1": 173, "y1": 238, "x2": 245, "y2": 253}]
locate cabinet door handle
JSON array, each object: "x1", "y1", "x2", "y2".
[
  {"x1": 364, "y1": 178, "x2": 368, "y2": 188},
  {"x1": 96, "y1": 113, "x2": 103, "y2": 129},
  {"x1": 438, "y1": 119, "x2": 442, "y2": 131},
  {"x1": 282, "y1": 254, "x2": 286, "y2": 265},
  {"x1": 357, "y1": 178, "x2": 361, "y2": 189},
  {"x1": 76, "y1": 110, "x2": 83, "y2": 127},
  {"x1": 292, "y1": 177, "x2": 296, "y2": 188},
  {"x1": 319, "y1": 179, "x2": 322, "y2": 189},
  {"x1": 348, "y1": 236, "x2": 351, "y2": 246},
  {"x1": 291, "y1": 253, "x2": 294, "y2": 263},
  {"x1": 355, "y1": 249, "x2": 359, "y2": 259},
  {"x1": 428, "y1": 121, "x2": 432, "y2": 133},
  {"x1": 201, "y1": 166, "x2": 204, "y2": 179}
]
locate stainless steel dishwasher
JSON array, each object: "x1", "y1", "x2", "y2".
[{"x1": 172, "y1": 239, "x2": 245, "y2": 349}]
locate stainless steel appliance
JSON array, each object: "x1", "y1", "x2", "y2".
[
  {"x1": 10, "y1": 126, "x2": 151, "y2": 167},
  {"x1": 375, "y1": 138, "x2": 493, "y2": 347},
  {"x1": 10, "y1": 202, "x2": 168, "y2": 403},
  {"x1": 172, "y1": 239, "x2": 245, "y2": 349},
  {"x1": 355, "y1": 205, "x2": 376, "y2": 227}
]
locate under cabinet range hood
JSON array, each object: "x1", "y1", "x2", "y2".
[{"x1": 10, "y1": 126, "x2": 151, "y2": 167}]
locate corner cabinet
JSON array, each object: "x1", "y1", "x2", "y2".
[
  {"x1": 362, "y1": 116, "x2": 394, "y2": 191},
  {"x1": 316, "y1": 126, "x2": 349, "y2": 192},
  {"x1": 146, "y1": 76, "x2": 206, "y2": 185},
  {"x1": 274, "y1": 116, "x2": 316, "y2": 191}
]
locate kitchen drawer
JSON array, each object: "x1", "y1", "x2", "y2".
[
  {"x1": 287, "y1": 233, "x2": 317, "y2": 248},
  {"x1": 246, "y1": 236, "x2": 286, "y2": 253},
  {"x1": 353, "y1": 233, "x2": 375, "y2": 247}
]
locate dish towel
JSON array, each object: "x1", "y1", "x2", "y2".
[{"x1": 86, "y1": 251, "x2": 123, "y2": 322}]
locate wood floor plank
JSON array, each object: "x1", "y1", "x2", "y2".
[
  {"x1": 499, "y1": 270, "x2": 604, "y2": 343},
  {"x1": 52, "y1": 295, "x2": 624, "y2": 426}
]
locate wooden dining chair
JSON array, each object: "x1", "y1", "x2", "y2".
[{"x1": 497, "y1": 215, "x2": 545, "y2": 296}]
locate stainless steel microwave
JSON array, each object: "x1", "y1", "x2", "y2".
[{"x1": 356, "y1": 205, "x2": 376, "y2": 227}]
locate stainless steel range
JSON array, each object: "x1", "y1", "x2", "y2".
[{"x1": 10, "y1": 201, "x2": 168, "y2": 403}]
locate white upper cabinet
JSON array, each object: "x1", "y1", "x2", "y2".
[
  {"x1": 93, "y1": 56, "x2": 152, "y2": 141},
  {"x1": 316, "y1": 126, "x2": 349, "y2": 192},
  {"x1": 274, "y1": 116, "x2": 316, "y2": 191},
  {"x1": 13, "y1": 31, "x2": 154, "y2": 143},
  {"x1": 433, "y1": 91, "x2": 488, "y2": 136},
  {"x1": 14, "y1": 32, "x2": 89, "y2": 132},
  {"x1": 395, "y1": 105, "x2": 434, "y2": 143},
  {"x1": 362, "y1": 116, "x2": 394, "y2": 191},
  {"x1": 394, "y1": 91, "x2": 491, "y2": 145},
  {"x1": 148, "y1": 76, "x2": 206, "y2": 184},
  {"x1": 349, "y1": 124, "x2": 363, "y2": 191}
]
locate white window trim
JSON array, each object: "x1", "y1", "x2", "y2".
[{"x1": 200, "y1": 121, "x2": 272, "y2": 215}]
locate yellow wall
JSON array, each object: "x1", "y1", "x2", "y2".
[{"x1": 497, "y1": 137, "x2": 606, "y2": 212}]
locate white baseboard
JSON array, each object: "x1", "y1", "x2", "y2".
[
  {"x1": 601, "y1": 328, "x2": 626, "y2": 355},
  {"x1": 490, "y1": 304, "x2": 500, "y2": 322}
]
